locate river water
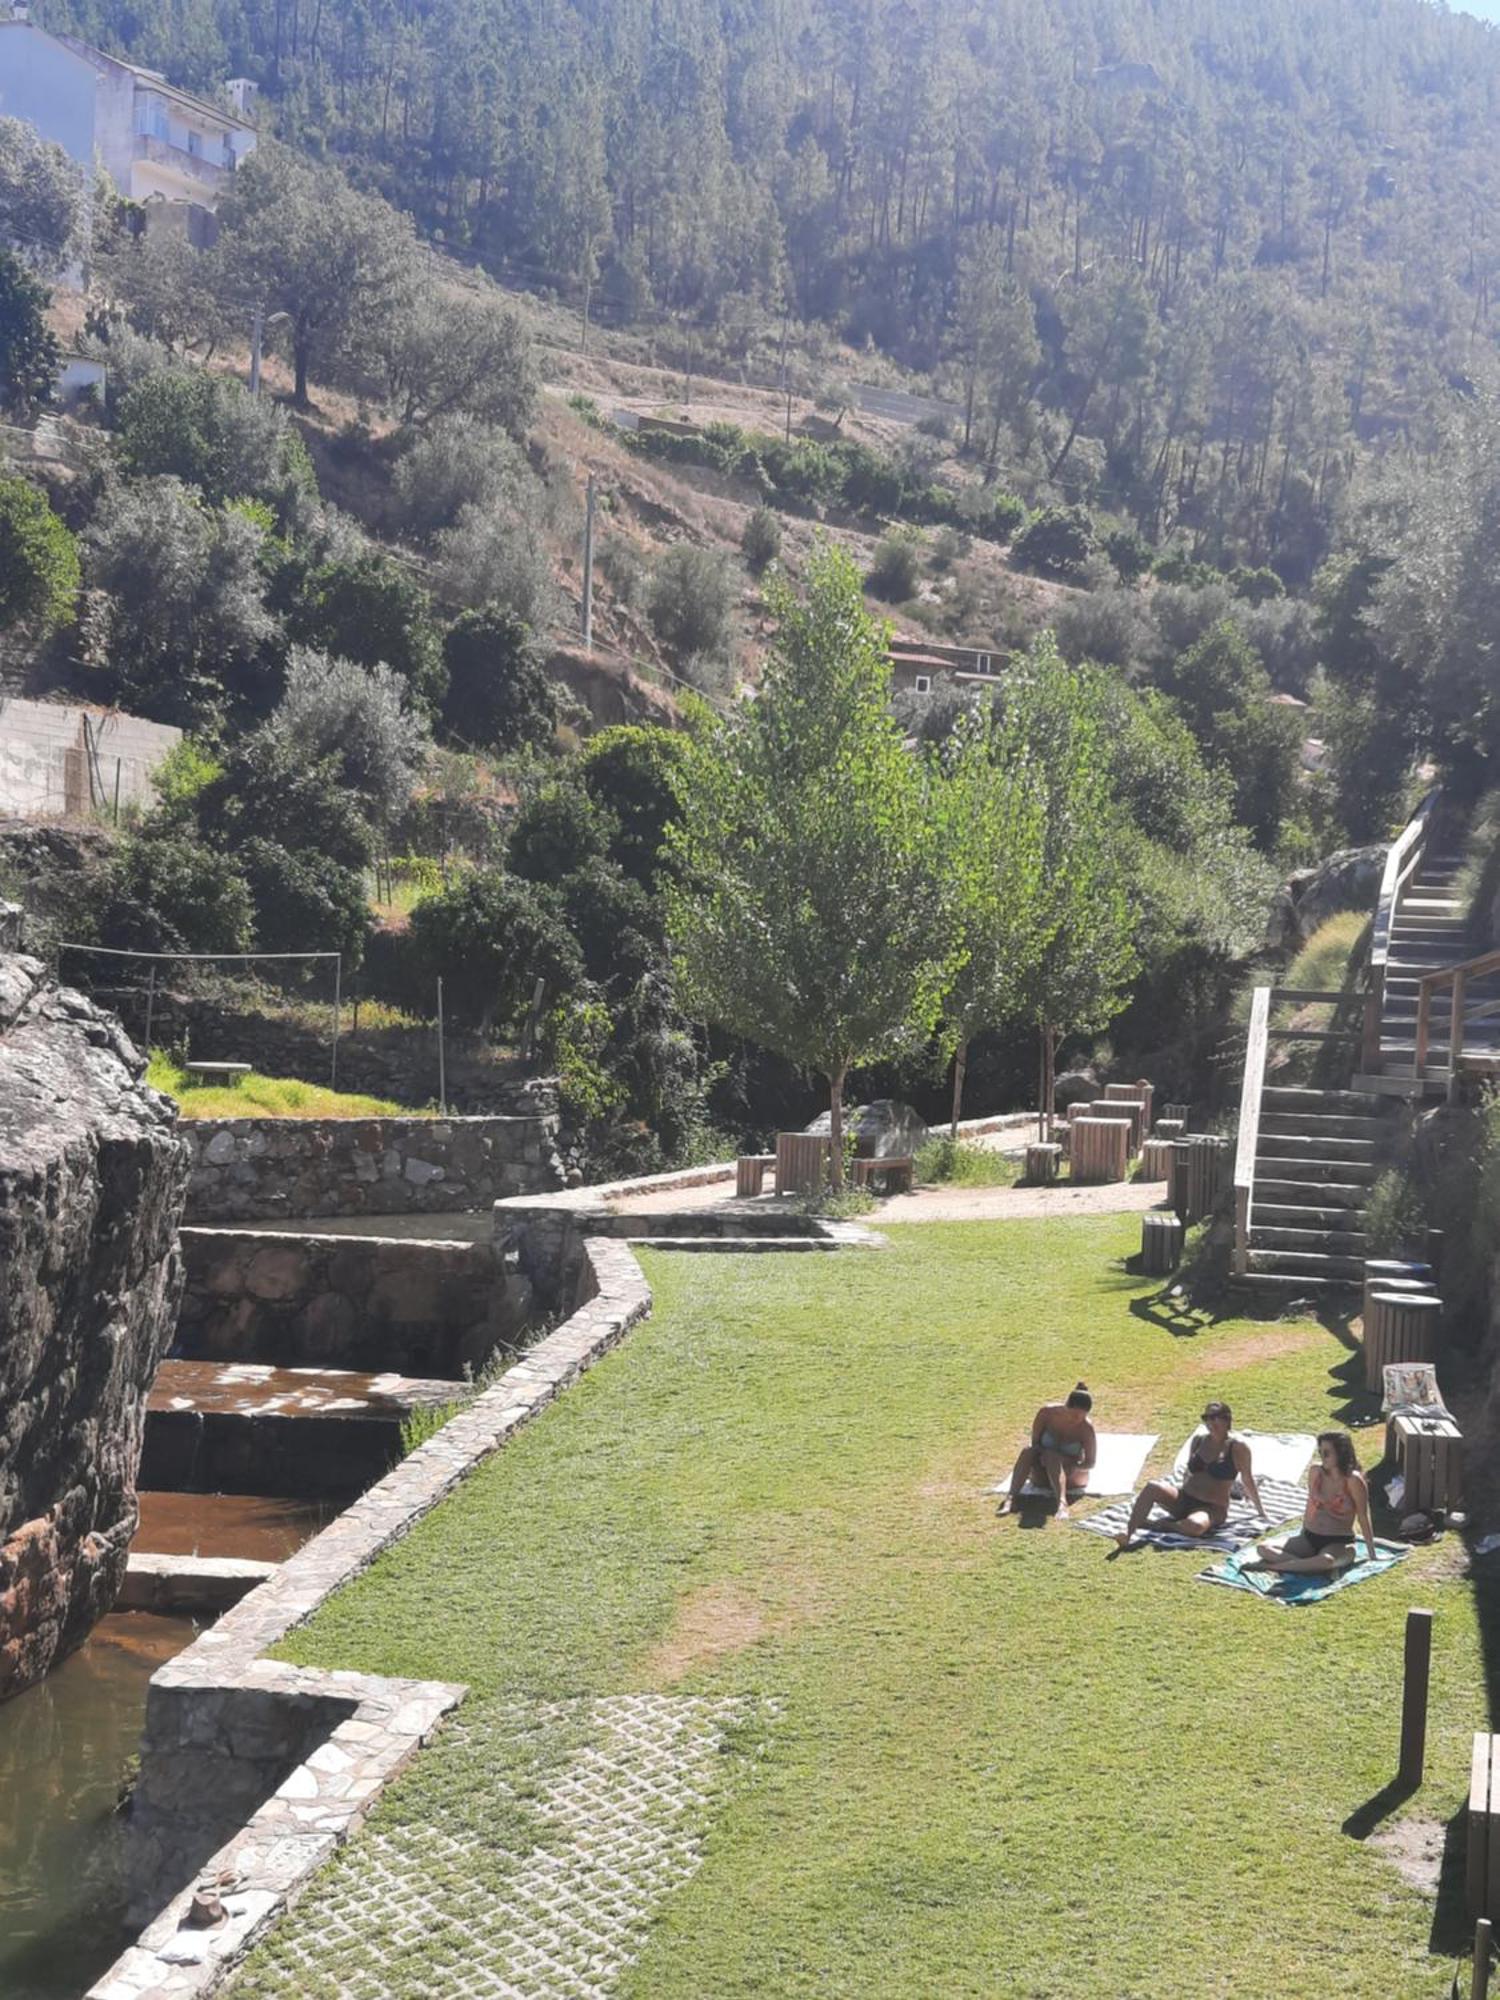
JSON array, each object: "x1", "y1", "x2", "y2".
[{"x1": 0, "y1": 1610, "x2": 199, "y2": 2000}]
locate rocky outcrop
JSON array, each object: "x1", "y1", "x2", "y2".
[
  {"x1": 0, "y1": 953, "x2": 189, "y2": 1702},
  {"x1": 1264, "y1": 845, "x2": 1383, "y2": 954},
  {"x1": 804, "y1": 1098, "x2": 929, "y2": 1156}
]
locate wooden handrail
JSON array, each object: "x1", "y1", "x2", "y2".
[
  {"x1": 1363, "y1": 791, "x2": 1439, "y2": 1073},
  {"x1": 1414, "y1": 946, "x2": 1500, "y2": 1078},
  {"x1": 1233, "y1": 985, "x2": 1271, "y2": 1278}
]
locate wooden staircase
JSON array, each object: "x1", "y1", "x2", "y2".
[
  {"x1": 1238, "y1": 1084, "x2": 1389, "y2": 1295},
  {"x1": 1366, "y1": 850, "x2": 1500, "y2": 1084}
]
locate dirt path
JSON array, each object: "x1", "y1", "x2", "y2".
[{"x1": 611, "y1": 1176, "x2": 1167, "y2": 1225}]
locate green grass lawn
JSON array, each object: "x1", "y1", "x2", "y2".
[
  {"x1": 146, "y1": 1053, "x2": 425, "y2": 1120},
  {"x1": 245, "y1": 1219, "x2": 1482, "y2": 1998}
]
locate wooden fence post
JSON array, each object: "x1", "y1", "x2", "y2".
[
  {"x1": 1473, "y1": 1917, "x2": 1492, "y2": 2000},
  {"x1": 1399, "y1": 1607, "x2": 1434, "y2": 1787}
]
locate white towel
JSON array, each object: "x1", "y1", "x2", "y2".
[
  {"x1": 992, "y1": 1431, "x2": 1158, "y2": 1500},
  {"x1": 1171, "y1": 1429, "x2": 1315, "y2": 1491}
]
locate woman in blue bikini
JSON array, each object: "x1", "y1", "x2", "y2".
[
  {"x1": 1001, "y1": 1384, "x2": 1097, "y2": 1519},
  {"x1": 1114, "y1": 1401, "x2": 1267, "y2": 1549}
]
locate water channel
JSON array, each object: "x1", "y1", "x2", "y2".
[{"x1": 0, "y1": 1611, "x2": 197, "y2": 2000}]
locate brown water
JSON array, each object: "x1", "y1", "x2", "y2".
[
  {"x1": 0, "y1": 1611, "x2": 199, "y2": 2000},
  {"x1": 135, "y1": 1489, "x2": 336, "y2": 1561},
  {"x1": 148, "y1": 1357, "x2": 453, "y2": 1416}
]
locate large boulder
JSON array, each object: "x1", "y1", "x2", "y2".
[
  {"x1": 1053, "y1": 1069, "x2": 1098, "y2": 1112},
  {"x1": 804, "y1": 1098, "x2": 929, "y2": 1157},
  {"x1": 1267, "y1": 845, "x2": 1384, "y2": 953},
  {"x1": 0, "y1": 954, "x2": 190, "y2": 1701}
]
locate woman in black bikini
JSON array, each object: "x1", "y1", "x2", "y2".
[{"x1": 1114, "y1": 1402, "x2": 1267, "y2": 1549}]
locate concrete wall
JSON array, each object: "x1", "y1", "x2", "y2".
[
  {"x1": 0, "y1": 23, "x2": 98, "y2": 174},
  {"x1": 181, "y1": 1114, "x2": 563, "y2": 1223},
  {"x1": 177, "y1": 1227, "x2": 533, "y2": 1377},
  {"x1": 0, "y1": 698, "x2": 180, "y2": 818}
]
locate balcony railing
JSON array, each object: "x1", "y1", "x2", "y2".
[{"x1": 131, "y1": 131, "x2": 229, "y2": 189}]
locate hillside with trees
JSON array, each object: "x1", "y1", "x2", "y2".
[{"x1": 36, "y1": 0, "x2": 1500, "y2": 578}]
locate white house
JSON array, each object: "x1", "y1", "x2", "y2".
[{"x1": 0, "y1": 10, "x2": 255, "y2": 231}]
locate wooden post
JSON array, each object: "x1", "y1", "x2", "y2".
[
  {"x1": 1472, "y1": 1917, "x2": 1492, "y2": 2000},
  {"x1": 1453, "y1": 968, "x2": 1470, "y2": 1074},
  {"x1": 1399, "y1": 1607, "x2": 1433, "y2": 1787}
]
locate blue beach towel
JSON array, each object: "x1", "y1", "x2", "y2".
[{"x1": 1197, "y1": 1538, "x2": 1409, "y2": 1604}]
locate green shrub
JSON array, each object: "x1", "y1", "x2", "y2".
[
  {"x1": 567, "y1": 392, "x2": 603, "y2": 427},
  {"x1": 1012, "y1": 506, "x2": 1095, "y2": 581},
  {"x1": 915, "y1": 1136, "x2": 1019, "y2": 1186},
  {"x1": 741, "y1": 506, "x2": 782, "y2": 573},
  {"x1": 866, "y1": 531, "x2": 923, "y2": 602},
  {"x1": 1228, "y1": 565, "x2": 1285, "y2": 604},
  {"x1": 0, "y1": 474, "x2": 79, "y2": 634},
  {"x1": 1364, "y1": 1167, "x2": 1430, "y2": 1257},
  {"x1": 647, "y1": 542, "x2": 738, "y2": 665},
  {"x1": 1102, "y1": 524, "x2": 1154, "y2": 584}
]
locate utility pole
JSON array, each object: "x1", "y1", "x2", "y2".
[{"x1": 581, "y1": 474, "x2": 596, "y2": 653}]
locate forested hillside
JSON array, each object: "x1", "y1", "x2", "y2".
[{"x1": 35, "y1": 0, "x2": 1500, "y2": 575}]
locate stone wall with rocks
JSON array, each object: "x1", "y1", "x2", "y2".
[
  {"x1": 181, "y1": 1113, "x2": 563, "y2": 1223},
  {"x1": 0, "y1": 952, "x2": 189, "y2": 1702},
  {"x1": 177, "y1": 1227, "x2": 533, "y2": 1377}
]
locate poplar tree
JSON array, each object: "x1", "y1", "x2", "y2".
[{"x1": 667, "y1": 541, "x2": 954, "y2": 1184}]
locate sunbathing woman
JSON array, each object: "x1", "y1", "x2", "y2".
[
  {"x1": 1001, "y1": 1384, "x2": 1097, "y2": 1519},
  {"x1": 1114, "y1": 1401, "x2": 1266, "y2": 1549},
  {"x1": 1243, "y1": 1430, "x2": 1376, "y2": 1574}
]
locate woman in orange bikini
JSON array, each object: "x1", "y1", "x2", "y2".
[{"x1": 1245, "y1": 1430, "x2": 1376, "y2": 1573}]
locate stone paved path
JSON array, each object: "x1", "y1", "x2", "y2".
[{"x1": 231, "y1": 1694, "x2": 770, "y2": 1999}]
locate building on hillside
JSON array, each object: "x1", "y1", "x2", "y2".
[
  {"x1": 887, "y1": 636, "x2": 1003, "y2": 695},
  {"x1": 0, "y1": 9, "x2": 256, "y2": 240}
]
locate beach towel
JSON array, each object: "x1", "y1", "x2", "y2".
[
  {"x1": 1381, "y1": 1363, "x2": 1448, "y2": 1419},
  {"x1": 1196, "y1": 1537, "x2": 1409, "y2": 1604},
  {"x1": 1171, "y1": 1429, "x2": 1316, "y2": 1490},
  {"x1": 1075, "y1": 1475, "x2": 1307, "y2": 1553},
  {"x1": 991, "y1": 1432, "x2": 1157, "y2": 1501}
]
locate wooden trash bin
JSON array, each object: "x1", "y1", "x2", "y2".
[
  {"x1": 1138, "y1": 1137, "x2": 1175, "y2": 1181},
  {"x1": 1391, "y1": 1412, "x2": 1464, "y2": 1515},
  {"x1": 1141, "y1": 1212, "x2": 1185, "y2": 1274},
  {"x1": 1071, "y1": 1117, "x2": 1129, "y2": 1185},
  {"x1": 1089, "y1": 1098, "x2": 1143, "y2": 1152},
  {"x1": 775, "y1": 1132, "x2": 832, "y2": 1196},
  {"x1": 1170, "y1": 1135, "x2": 1227, "y2": 1224},
  {"x1": 1024, "y1": 1142, "x2": 1062, "y2": 1185},
  {"x1": 735, "y1": 1154, "x2": 776, "y2": 1198},
  {"x1": 1159, "y1": 1102, "x2": 1189, "y2": 1127},
  {"x1": 1364, "y1": 1290, "x2": 1442, "y2": 1391},
  {"x1": 1106, "y1": 1080, "x2": 1154, "y2": 1132},
  {"x1": 1362, "y1": 1259, "x2": 1434, "y2": 1320}
]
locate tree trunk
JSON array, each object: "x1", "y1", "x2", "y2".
[
  {"x1": 294, "y1": 334, "x2": 312, "y2": 409},
  {"x1": 950, "y1": 1037, "x2": 968, "y2": 1140},
  {"x1": 829, "y1": 1063, "x2": 847, "y2": 1190},
  {"x1": 1039, "y1": 1022, "x2": 1056, "y2": 1143}
]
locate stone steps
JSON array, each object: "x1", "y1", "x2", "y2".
[
  {"x1": 1247, "y1": 1246, "x2": 1364, "y2": 1279},
  {"x1": 1251, "y1": 1224, "x2": 1368, "y2": 1255}
]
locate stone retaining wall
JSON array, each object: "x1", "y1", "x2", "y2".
[
  {"x1": 177, "y1": 1228, "x2": 532, "y2": 1378},
  {"x1": 96, "y1": 1235, "x2": 651, "y2": 1995},
  {"x1": 181, "y1": 1113, "x2": 563, "y2": 1224}
]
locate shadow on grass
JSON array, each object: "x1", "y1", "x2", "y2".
[{"x1": 1127, "y1": 1290, "x2": 1239, "y2": 1339}]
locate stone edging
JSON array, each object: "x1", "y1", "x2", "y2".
[{"x1": 88, "y1": 1236, "x2": 651, "y2": 2000}]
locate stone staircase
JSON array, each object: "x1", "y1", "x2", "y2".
[
  {"x1": 1372, "y1": 851, "x2": 1500, "y2": 1081},
  {"x1": 1241, "y1": 1084, "x2": 1390, "y2": 1296}
]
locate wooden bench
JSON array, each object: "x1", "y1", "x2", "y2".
[
  {"x1": 735, "y1": 1154, "x2": 777, "y2": 1198},
  {"x1": 851, "y1": 1154, "x2": 914, "y2": 1193},
  {"x1": 1469, "y1": 1732, "x2": 1500, "y2": 1917},
  {"x1": 183, "y1": 1061, "x2": 251, "y2": 1086}
]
